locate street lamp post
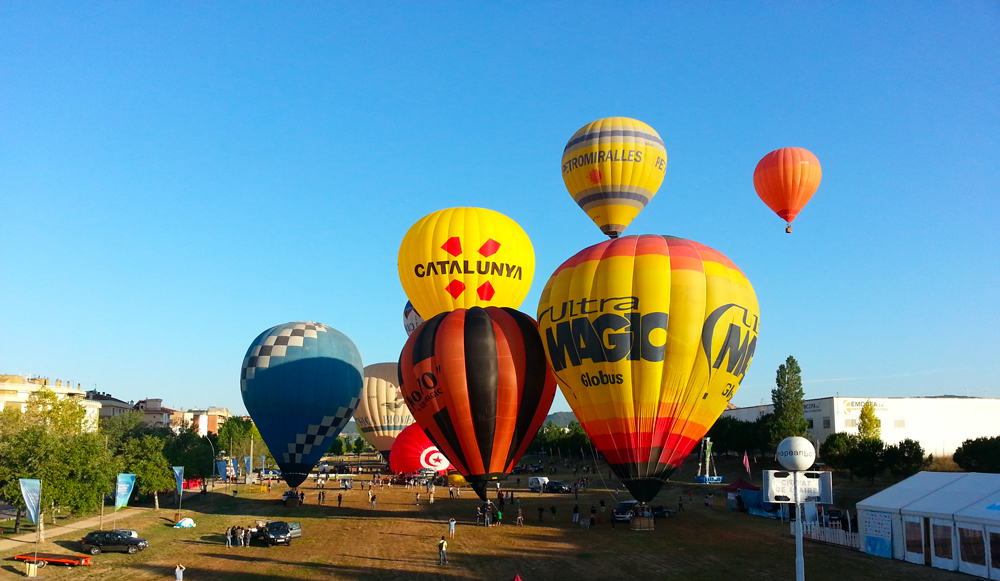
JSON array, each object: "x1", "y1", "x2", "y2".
[{"x1": 776, "y1": 437, "x2": 816, "y2": 581}]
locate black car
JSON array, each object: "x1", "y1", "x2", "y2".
[
  {"x1": 544, "y1": 481, "x2": 572, "y2": 494},
  {"x1": 81, "y1": 531, "x2": 148, "y2": 555},
  {"x1": 262, "y1": 521, "x2": 302, "y2": 546}
]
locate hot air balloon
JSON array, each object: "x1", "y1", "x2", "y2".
[
  {"x1": 397, "y1": 207, "x2": 535, "y2": 320},
  {"x1": 240, "y1": 321, "x2": 363, "y2": 488},
  {"x1": 753, "y1": 147, "x2": 822, "y2": 233},
  {"x1": 536, "y1": 236, "x2": 759, "y2": 503},
  {"x1": 562, "y1": 117, "x2": 668, "y2": 238},
  {"x1": 398, "y1": 306, "x2": 556, "y2": 500},
  {"x1": 403, "y1": 300, "x2": 425, "y2": 337},
  {"x1": 390, "y1": 423, "x2": 454, "y2": 474},
  {"x1": 356, "y1": 362, "x2": 415, "y2": 464}
]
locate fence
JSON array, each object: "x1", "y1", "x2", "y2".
[{"x1": 791, "y1": 522, "x2": 860, "y2": 550}]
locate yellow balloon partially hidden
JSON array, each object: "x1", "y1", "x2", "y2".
[
  {"x1": 398, "y1": 207, "x2": 535, "y2": 319},
  {"x1": 561, "y1": 117, "x2": 667, "y2": 238}
]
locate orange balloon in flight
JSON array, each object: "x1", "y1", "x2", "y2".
[{"x1": 753, "y1": 147, "x2": 822, "y2": 233}]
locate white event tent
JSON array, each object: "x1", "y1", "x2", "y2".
[{"x1": 857, "y1": 472, "x2": 1000, "y2": 579}]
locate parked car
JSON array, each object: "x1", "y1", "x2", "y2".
[
  {"x1": 261, "y1": 521, "x2": 302, "y2": 546},
  {"x1": 612, "y1": 500, "x2": 639, "y2": 523},
  {"x1": 650, "y1": 506, "x2": 671, "y2": 518},
  {"x1": 282, "y1": 490, "x2": 299, "y2": 502},
  {"x1": 528, "y1": 476, "x2": 549, "y2": 491},
  {"x1": 511, "y1": 465, "x2": 526, "y2": 475},
  {"x1": 544, "y1": 481, "x2": 572, "y2": 494},
  {"x1": 529, "y1": 464, "x2": 544, "y2": 473},
  {"x1": 81, "y1": 531, "x2": 148, "y2": 555}
]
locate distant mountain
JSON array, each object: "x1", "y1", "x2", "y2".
[
  {"x1": 340, "y1": 420, "x2": 359, "y2": 437},
  {"x1": 545, "y1": 411, "x2": 579, "y2": 428}
]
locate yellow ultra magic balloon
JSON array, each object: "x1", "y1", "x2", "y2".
[
  {"x1": 561, "y1": 117, "x2": 667, "y2": 238},
  {"x1": 398, "y1": 207, "x2": 535, "y2": 319},
  {"x1": 536, "y1": 235, "x2": 759, "y2": 502}
]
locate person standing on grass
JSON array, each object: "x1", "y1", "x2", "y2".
[
  {"x1": 538, "y1": 506, "x2": 544, "y2": 523},
  {"x1": 224, "y1": 527, "x2": 231, "y2": 547},
  {"x1": 572, "y1": 504, "x2": 580, "y2": 523},
  {"x1": 175, "y1": 564, "x2": 185, "y2": 580},
  {"x1": 448, "y1": 518, "x2": 456, "y2": 538},
  {"x1": 337, "y1": 492, "x2": 343, "y2": 507},
  {"x1": 678, "y1": 496, "x2": 685, "y2": 512},
  {"x1": 235, "y1": 526, "x2": 243, "y2": 547},
  {"x1": 550, "y1": 505, "x2": 557, "y2": 521},
  {"x1": 516, "y1": 508, "x2": 524, "y2": 527},
  {"x1": 438, "y1": 536, "x2": 448, "y2": 565},
  {"x1": 371, "y1": 494, "x2": 377, "y2": 509},
  {"x1": 416, "y1": 492, "x2": 420, "y2": 505}
]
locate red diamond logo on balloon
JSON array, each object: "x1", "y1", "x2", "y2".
[
  {"x1": 477, "y1": 281, "x2": 495, "y2": 301},
  {"x1": 441, "y1": 237, "x2": 462, "y2": 257},
  {"x1": 478, "y1": 239, "x2": 501, "y2": 257},
  {"x1": 588, "y1": 169, "x2": 602, "y2": 184},
  {"x1": 445, "y1": 280, "x2": 466, "y2": 299}
]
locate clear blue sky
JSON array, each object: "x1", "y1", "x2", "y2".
[{"x1": 2, "y1": 3, "x2": 997, "y2": 416}]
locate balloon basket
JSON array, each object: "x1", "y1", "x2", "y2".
[
  {"x1": 630, "y1": 516, "x2": 654, "y2": 531},
  {"x1": 785, "y1": 224, "x2": 792, "y2": 233}
]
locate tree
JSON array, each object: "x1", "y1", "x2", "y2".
[
  {"x1": 161, "y1": 430, "x2": 216, "y2": 479},
  {"x1": 121, "y1": 435, "x2": 175, "y2": 509},
  {"x1": 329, "y1": 437, "x2": 345, "y2": 457},
  {"x1": 770, "y1": 356, "x2": 809, "y2": 446},
  {"x1": 857, "y1": 401, "x2": 881, "y2": 440},
  {"x1": 847, "y1": 437, "x2": 885, "y2": 483},
  {"x1": 0, "y1": 389, "x2": 116, "y2": 532},
  {"x1": 353, "y1": 437, "x2": 366, "y2": 456},
  {"x1": 953, "y1": 436, "x2": 1000, "y2": 473},
  {"x1": 883, "y1": 439, "x2": 930, "y2": 478},
  {"x1": 819, "y1": 432, "x2": 858, "y2": 471}
]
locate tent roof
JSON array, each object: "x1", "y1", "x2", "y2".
[
  {"x1": 901, "y1": 473, "x2": 1000, "y2": 519},
  {"x1": 856, "y1": 471, "x2": 967, "y2": 513},
  {"x1": 723, "y1": 478, "x2": 760, "y2": 492},
  {"x1": 954, "y1": 489, "x2": 1000, "y2": 526}
]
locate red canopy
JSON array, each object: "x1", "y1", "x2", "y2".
[{"x1": 722, "y1": 478, "x2": 760, "y2": 492}]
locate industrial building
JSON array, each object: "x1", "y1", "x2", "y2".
[{"x1": 722, "y1": 396, "x2": 1000, "y2": 456}]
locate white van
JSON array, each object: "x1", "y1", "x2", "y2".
[{"x1": 528, "y1": 476, "x2": 549, "y2": 491}]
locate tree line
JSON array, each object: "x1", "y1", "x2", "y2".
[{"x1": 0, "y1": 388, "x2": 274, "y2": 533}]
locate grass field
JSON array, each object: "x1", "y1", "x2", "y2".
[{"x1": 0, "y1": 457, "x2": 969, "y2": 581}]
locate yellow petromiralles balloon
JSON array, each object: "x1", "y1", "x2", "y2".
[
  {"x1": 536, "y1": 235, "x2": 759, "y2": 503},
  {"x1": 562, "y1": 117, "x2": 667, "y2": 238},
  {"x1": 398, "y1": 207, "x2": 535, "y2": 319}
]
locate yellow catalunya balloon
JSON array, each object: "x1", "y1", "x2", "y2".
[
  {"x1": 357, "y1": 363, "x2": 415, "y2": 460},
  {"x1": 398, "y1": 207, "x2": 535, "y2": 319},
  {"x1": 536, "y1": 235, "x2": 759, "y2": 502},
  {"x1": 561, "y1": 117, "x2": 667, "y2": 238}
]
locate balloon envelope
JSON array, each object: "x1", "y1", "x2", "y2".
[
  {"x1": 537, "y1": 236, "x2": 759, "y2": 502},
  {"x1": 753, "y1": 147, "x2": 822, "y2": 231},
  {"x1": 397, "y1": 207, "x2": 535, "y2": 320},
  {"x1": 398, "y1": 306, "x2": 556, "y2": 500},
  {"x1": 390, "y1": 423, "x2": 454, "y2": 474},
  {"x1": 562, "y1": 117, "x2": 667, "y2": 238},
  {"x1": 403, "y1": 300, "x2": 425, "y2": 337},
  {"x1": 356, "y1": 363, "x2": 415, "y2": 462},
  {"x1": 240, "y1": 321, "x2": 363, "y2": 488}
]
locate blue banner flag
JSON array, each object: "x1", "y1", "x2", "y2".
[
  {"x1": 230, "y1": 458, "x2": 237, "y2": 476},
  {"x1": 19, "y1": 479, "x2": 41, "y2": 525},
  {"x1": 173, "y1": 466, "x2": 184, "y2": 496},
  {"x1": 115, "y1": 474, "x2": 136, "y2": 511},
  {"x1": 244, "y1": 456, "x2": 252, "y2": 476},
  {"x1": 260, "y1": 455, "x2": 266, "y2": 470},
  {"x1": 216, "y1": 460, "x2": 228, "y2": 479}
]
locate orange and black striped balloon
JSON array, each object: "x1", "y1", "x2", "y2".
[{"x1": 398, "y1": 307, "x2": 556, "y2": 500}]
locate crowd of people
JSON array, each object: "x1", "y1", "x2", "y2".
[{"x1": 224, "y1": 524, "x2": 256, "y2": 547}]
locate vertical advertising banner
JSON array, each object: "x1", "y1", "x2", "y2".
[
  {"x1": 260, "y1": 455, "x2": 266, "y2": 471},
  {"x1": 115, "y1": 474, "x2": 136, "y2": 511},
  {"x1": 244, "y1": 456, "x2": 252, "y2": 476},
  {"x1": 229, "y1": 458, "x2": 238, "y2": 477},
  {"x1": 215, "y1": 460, "x2": 228, "y2": 480},
  {"x1": 18, "y1": 479, "x2": 41, "y2": 525},
  {"x1": 173, "y1": 466, "x2": 185, "y2": 496}
]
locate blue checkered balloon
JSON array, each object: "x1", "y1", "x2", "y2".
[{"x1": 240, "y1": 321, "x2": 363, "y2": 488}]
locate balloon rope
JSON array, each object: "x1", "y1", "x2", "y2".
[{"x1": 588, "y1": 438, "x2": 620, "y2": 502}]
